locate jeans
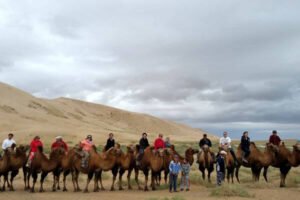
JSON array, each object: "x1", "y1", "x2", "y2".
[
  {"x1": 81, "y1": 151, "x2": 89, "y2": 168},
  {"x1": 216, "y1": 171, "x2": 224, "y2": 186},
  {"x1": 180, "y1": 174, "x2": 189, "y2": 189},
  {"x1": 169, "y1": 173, "x2": 178, "y2": 192}
]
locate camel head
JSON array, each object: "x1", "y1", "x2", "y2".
[
  {"x1": 266, "y1": 143, "x2": 279, "y2": 153},
  {"x1": 50, "y1": 147, "x2": 65, "y2": 160},
  {"x1": 293, "y1": 144, "x2": 300, "y2": 152},
  {"x1": 126, "y1": 145, "x2": 135, "y2": 154},
  {"x1": 16, "y1": 145, "x2": 29, "y2": 154},
  {"x1": 202, "y1": 144, "x2": 210, "y2": 152}
]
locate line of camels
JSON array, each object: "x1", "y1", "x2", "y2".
[{"x1": 0, "y1": 141, "x2": 299, "y2": 193}]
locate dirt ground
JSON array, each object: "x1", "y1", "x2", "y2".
[{"x1": 0, "y1": 172, "x2": 299, "y2": 200}]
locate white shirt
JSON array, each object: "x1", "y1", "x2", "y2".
[
  {"x1": 219, "y1": 137, "x2": 232, "y2": 148},
  {"x1": 2, "y1": 138, "x2": 16, "y2": 150}
]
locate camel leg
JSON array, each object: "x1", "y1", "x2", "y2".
[
  {"x1": 63, "y1": 170, "x2": 70, "y2": 191},
  {"x1": 235, "y1": 165, "x2": 240, "y2": 183},
  {"x1": 279, "y1": 166, "x2": 291, "y2": 188},
  {"x1": 52, "y1": 174, "x2": 57, "y2": 192},
  {"x1": 75, "y1": 171, "x2": 81, "y2": 191},
  {"x1": 119, "y1": 168, "x2": 125, "y2": 190},
  {"x1": 93, "y1": 172, "x2": 99, "y2": 192},
  {"x1": 56, "y1": 171, "x2": 61, "y2": 190},
  {"x1": 30, "y1": 171, "x2": 38, "y2": 193},
  {"x1": 98, "y1": 170, "x2": 105, "y2": 190},
  {"x1": 164, "y1": 170, "x2": 169, "y2": 184},
  {"x1": 71, "y1": 170, "x2": 77, "y2": 192},
  {"x1": 208, "y1": 170, "x2": 212, "y2": 183},
  {"x1": 263, "y1": 166, "x2": 268, "y2": 182},
  {"x1": 9, "y1": 170, "x2": 19, "y2": 191},
  {"x1": 111, "y1": 166, "x2": 118, "y2": 191},
  {"x1": 144, "y1": 169, "x2": 149, "y2": 191},
  {"x1": 2, "y1": 173, "x2": 8, "y2": 191},
  {"x1": 23, "y1": 166, "x2": 29, "y2": 190},
  {"x1": 40, "y1": 172, "x2": 48, "y2": 192},
  {"x1": 135, "y1": 168, "x2": 142, "y2": 190},
  {"x1": 231, "y1": 168, "x2": 235, "y2": 183},
  {"x1": 127, "y1": 168, "x2": 133, "y2": 190},
  {"x1": 151, "y1": 171, "x2": 157, "y2": 191},
  {"x1": 83, "y1": 171, "x2": 93, "y2": 193}
]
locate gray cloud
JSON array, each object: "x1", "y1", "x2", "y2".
[{"x1": 0, "y1": 0, "x2": 300, "y2": 139}]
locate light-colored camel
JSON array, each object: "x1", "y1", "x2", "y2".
[{"x1": 197, "y1": 145, "x2": 214, "y2": 182}]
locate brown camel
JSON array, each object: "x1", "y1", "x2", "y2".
[
  {"x1": 263, "y1": 142, "x2": 300, "y2": 187},
  {"x1": 5, "y1": 145, "x2": 29, "y2": 191},
  {"x1": 27, "y1": 146, "x2": 65, "y2": 193},
  {"x1": 197, "y1": 145, "x2": 214, "y2": 182},
  {"x1": 220, "y1": 147, "x2": 235, "y2": 183},
  {"x1": 235, "y1": 142, "x2": 277, "y2": 183},
  {"x1": 134, "y1": 145, "x2": 168, "y2": 191},
  {"x1": 72, "y1": 146, "x2": 119, "y2": 193},
  {"x1": 53, "y1": 147, "x2": 80, "y2": 192},
  {"x1": 115, "y1": 145, "x2": 135, "y2": 190},
  {"x1": 0, "y1": 149, "x2": 11, "y2": 191}
]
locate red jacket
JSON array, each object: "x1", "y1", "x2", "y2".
[
  {"x1": 154, "y1": 138, "x2": 165, "y2": 150},
  {"x1": 51, "y1": 141, "x2": 68, "y2": 151},
  {"x1": 30, "y1": 139, "x2": 43, "y2": 153},
  {"x1": 269, "y1": 135, "x2": 281, "y2": 146}
]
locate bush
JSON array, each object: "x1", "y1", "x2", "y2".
[{"x1": 210, "y1": 185, "x2": 254, "y2": 198}]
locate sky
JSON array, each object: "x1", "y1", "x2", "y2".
[{"x1": 0, "y1": 0, "x2": 300, "y2": 140}]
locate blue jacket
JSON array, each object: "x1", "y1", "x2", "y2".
[{"x1": 169, "y1": 160, "x2": 181, "y2": 175}]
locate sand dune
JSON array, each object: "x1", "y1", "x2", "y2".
[{"x1": 0, "y1": 82, "x2": 216, "y2": 145}]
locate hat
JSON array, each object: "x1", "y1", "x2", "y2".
[
  {"x1": 220, "y1": 150, "x2": 227, "y2": 155},
  {"x1": 87, "y1": 135, "x2": 92, "y2": 138},
  {"x1": 55, "y1": 136, "x2": 62, "y2": 140}
]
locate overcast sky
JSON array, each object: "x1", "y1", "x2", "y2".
[{"x1": 0, "y1": 0, "x2": 300, "y2": 140}]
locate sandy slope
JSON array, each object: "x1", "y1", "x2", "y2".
[{"x1": 0, "y1": 82, "x2": 216, "y2": 144}]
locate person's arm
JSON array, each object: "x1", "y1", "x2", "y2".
[
  {"x1": 208, "y1": 139, "x2": 212, "y2": 147},
  {"x1": 2, "y1": 140, "x2": 6, "y2": 150},
  {"x1": 145, "y1": 139, "x2": 149, "y2": 147},
  {"x1": 199, "y1": 139, "x2": 203, "y2": 148},
  {"x1": 162, "y1": 139, "x2": 166, "y2": 148},
  {"x1": 51, "y1": 142, "x2": 55, "y2": 150},
  {"x1": 219, "y1": 138, "x2": 222, "y2": 147},
  {"x1": 63, "y1": 141, "x2": 68, "y2": 151},
  {"x1": 154, "y1": 139, "x2": 158, "y2": 149},
  {"x1": 169, "y1": 162, "x2": 173, "y2": 173}
]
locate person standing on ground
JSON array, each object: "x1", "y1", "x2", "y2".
[
  {"x1": 169, "y1": 155, "x2": 181, "y2": 193},
  {"x1": 180, "y1": 158, "x2": 191, "y2": 191},
  {"x1": 216, "y1": 150, "x2": 226, "y2": 186}
]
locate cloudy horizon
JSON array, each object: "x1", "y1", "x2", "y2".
[{"x1": 1, "y1": 1, "x2": 300, "y2": 140}]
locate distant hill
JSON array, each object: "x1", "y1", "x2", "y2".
[{"x1": 0, "y1": 82, "x2": 217, "y2": 146}]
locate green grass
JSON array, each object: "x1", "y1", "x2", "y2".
[{"x1": 210, "y1": 185, "x2": 255, "y2": 198}]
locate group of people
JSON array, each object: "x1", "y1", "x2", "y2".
[{"x1": 0, "y1": 130, "x2": 297, "y2": 190}]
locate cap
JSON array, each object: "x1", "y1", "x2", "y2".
[
  {"x1": 55, "y1": 136, "x2": 62, "y2": 140},
  {"x1": 220, "y1": 150, "x2": 227, "y2": 155}
]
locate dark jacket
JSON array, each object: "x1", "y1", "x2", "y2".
[
  {"x1": 104, "y1": 139, "x2": 115, "y2": 151},
  {"x1": 199, "y1": 138, "x2": 212, "y2": 148},
  {"x1": 216, "y1": 155, "x2": 225, "y2": 173},
  {"x1": 269, "y1": 135, "x2": 281, "y2": 146},
  {"x1": 241, "y1": 136, "x2": 250, "y2": 151},
  {"x1": 139, "y1": 138, "x2": 149, "y2": 150}
]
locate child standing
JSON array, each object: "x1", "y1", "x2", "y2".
[
  {"x1": 169, "y1": 155, "x2": 181, "y2": 192},
  {"x1": 216, "y1": 150, "x2": 227, "y2": 186},
  {"x1": 180, "y1": 158, "x2": 191, "y2": 191}
]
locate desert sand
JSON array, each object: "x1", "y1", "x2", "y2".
[{"x1": 0, "y1": 82, "x2": 217, "y2": 145}]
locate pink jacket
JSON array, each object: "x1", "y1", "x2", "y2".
[{"x1": 80, "y1": 139, "x2": 93, "y2": 151}]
